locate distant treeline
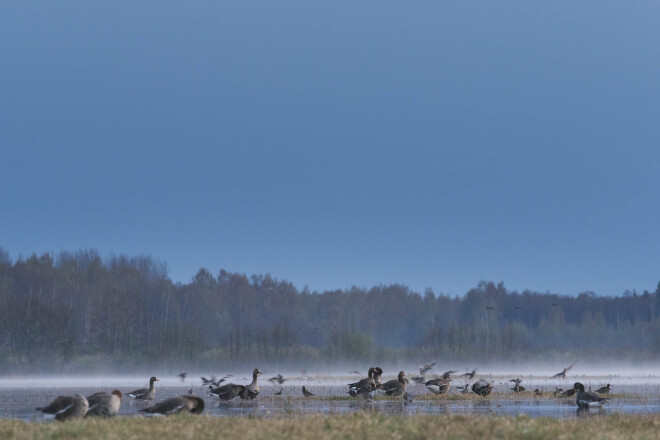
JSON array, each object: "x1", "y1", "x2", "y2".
[{"x1": 0, "y1": 248, "x2": 659, "y2": 373}]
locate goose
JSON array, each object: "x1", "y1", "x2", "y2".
[
  {"x1": 37, "y1": 394, "x2": 89, "y2": 421},
  {"x1": 210, "y1": 368, "x2": 261, "y2": 400},
  {"x1": 240, "y1": 368, "x2": 262, "y2": 399},
  {"x1": 558, "y1": 387, "x2": 576, "y2": 397},
  {"x1": 425, "y1": 376, "x2": 450, "y2": 396},
  {"x1": 268, "y1": 374, "x2": 286, "y2": 385},
  {"x1": 419, "y1": 362, "x2": 436, "y2": 375},
  {"x1": 551, "y1": 362, "x2": 575, "y2": 379},
  {"x1": 302, "y1": 386, "x2": 315, "y2": 397},
  {"x1": 372, "y1": 367, "x2": 384, "y2": 387},
  {"x1": 85, "y1": 390, "x2": 122, "y2": 417},
  {"x1": 596, "y1": 384, "x2": 611, "y2": 394},
  {"x1": 274, "y1": 388, "x2": 283, "y2": 396},
  {"x1": 140, "y1": 395, "x2": 205, "y2": 416},
  {"x1": 348, "y1": 367, "x2": 376, "y2": 397},
  {"x1": 209, "y1": 382, "x2": 244, "y2": 400},
  {"x1": 441, "y1": 370, "x2": 456, "y2": 381},
  {"x1": 377, "y1": 371, "x2": 407, "y2": 397},
  {"x1": 471, "y1": 379, "x2": 492, "y2": 396},
  {"x1": 127, "y1": 376, "x2": 159, "y2": 400},
  {"x1": 510, "y1": 378, "x2": 525, "y2": 392},
  {"x1": 534, "y1": 389, "x2": 542, "y2": 397},
  {"x1": 574, "y1": 382, "x2": 608, "y2": 408},
  {"x1": 461, "y1": 369, "x2": 477, "y2": 379},
  {"x1": 410, "y1": 375, "x2": 426, "y2": 384},
  {"x1": 178, "y1": 373, "x2": 188, "y2": 382}
]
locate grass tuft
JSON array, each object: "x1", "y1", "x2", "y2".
[{"x1": 1, "y1": 413, "x2": 659, "y2": 440}]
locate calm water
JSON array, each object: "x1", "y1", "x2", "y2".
[{"x1": 2, "y1": 375, "x2": 659, "y2": 421}]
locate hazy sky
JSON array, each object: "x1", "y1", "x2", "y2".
[{"x1": 2, "y1": 2, "x2": 659, "y2": 296}]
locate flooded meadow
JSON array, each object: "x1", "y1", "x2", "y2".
[{"x1": 2, "y1": 371, "x2": 659, "y2": 421}]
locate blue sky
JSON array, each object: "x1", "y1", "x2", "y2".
[{"x1": 1, "y1": 1, "x2": 659, "y2": 296}]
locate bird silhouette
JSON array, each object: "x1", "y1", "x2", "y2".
[{"x1": 551, "y1": 362, "x2": 575, "y2": 379}]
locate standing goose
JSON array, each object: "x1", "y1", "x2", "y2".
[
  {"x1": 574, "y1": 382, "x2": 608, "y2": 408},
  {"x1": 471, "y1": 379, "x2": 493, "y2": 396},
  {"x1": 596, "y1": 384, "x2": 611, "y2": 394},
  {"x1": 378, "y1": 371, "x2": 407, "y2": 397},
  {"x1": 85, "y1": 390, "x2": 122, "y2": 417},
  {"x1": 210, "y1": 382, "x2": 244, "y2": 400},
  {"x1": 127, "y1": 377, "x2": 159, "y2": 400},
  {"x1": 425, "y1": 376, "x2": 450, "y2": 396},
  {"x1": 37, "y1": 394, "x2": 89, "y2": 421},
  {"x1": 240, "y1": 368, "x2": 263, "y2": 399},
  {"x1": 348, "y1": 367, "x2": 376, "y2": 397},
  {"x1": 140, "y1": 395, "x2": 205, "y2": 416}
]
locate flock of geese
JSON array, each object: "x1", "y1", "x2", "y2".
[{"x1": 35, "y1": 361, "x2": 609, "y2": 421}]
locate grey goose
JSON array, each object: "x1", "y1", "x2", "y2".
[
  {"x1": 595, "y1": 384, "x2": 611, "y2": 394},
  {"x1": 377, "y1": 371, "x2": 407, "y2": 397},
  {"x1": 210, "y1": 368, "x2": 262, "y2": 400},
  {"x1": 127, "y1": 376, "x2": 159, "y2": 400},
  {"x1": 348, "y1": 367, "x2": 377, "y2": 397},
  {"x1": 140, "y1": 395, "x2": 205, "y2": 416},
  {"x1": 37, "y1": 393, "x2": 89, "y2": 421},
  {"x1": 574, "y1": 382, "x2": 608, "y2": 408},
  {"x1": 471, "y1": 379, "x2": 493, "y2": 396},
  {"x1": 425, "y1": 376, "x2": 450, "y2": 396},
  {"x1": 551, "y1": 362, "x2": 575, "y2": 379},
  {"x1": 85, "y1": 389, "x2": 122, "y2": 417}
]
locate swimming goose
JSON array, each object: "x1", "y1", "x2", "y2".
[
  {"x1": 140, "y1": 395, "x2": 205, "y2": 416},
  {"x1": 302, "y1": 386, "x2": 315, "y2": 397},
  {"x1": 425, "y1": 376, "x2": 450, "y2": 395},
  {"x1": 37, "y1": 394, "x2": 89, "y2": 421},
  {"x1": 574, "y1": 382, "x2": 608, "y2": 408},
  {"x1": 596, "y1": 384, "x2": 611, "y2": 394},
  {"x1": 348, "y1": 367, "x2": 376, "y2": 397},
  {"x1": 378, "y1": 371, "x2": 407, "y2": 397},
  {"x1": 127, "y1": 377, "x2": 159, "y2": 400},
  {"x1": 471, "y1": 379, "x2": 493, "y2": 396},
  {"x1": 85, "y1": 390, "x2": 122, "y2": 417}
]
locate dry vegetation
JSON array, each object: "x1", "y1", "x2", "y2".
[{"x1": 1, "y1": 413, "x2": 659, "y2": 440}]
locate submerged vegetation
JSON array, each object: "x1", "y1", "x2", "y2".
[
  {"x1": 1, "y1": 413, "x2": 659, "y2": 440},
  {"x1": 0, "y1": 247, "x2": 659, "y2": 373}
]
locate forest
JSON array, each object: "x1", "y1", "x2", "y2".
[{"x1": 0, "y1": 247, "x2": 659, "y2": 373}]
